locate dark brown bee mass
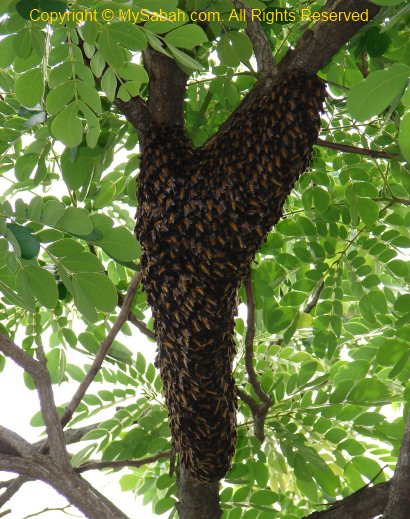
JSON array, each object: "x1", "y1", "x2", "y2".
[{"x1": 135, "y1": 74, "x2": 326, "y2": 481}]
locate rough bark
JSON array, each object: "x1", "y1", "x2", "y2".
[
  {"x1": 383, "y1": 411, "x2": 410, "y2": 518},
  {"x1": 304, "y1": 481, "x2": 390, "y2": 519},
  {"x1": 177, "y1": 466, "x2": 221, "y2": 519}
]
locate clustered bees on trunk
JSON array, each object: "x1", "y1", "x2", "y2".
[{"x1": 135, "y1": 74, "x2": 326, "y2": 481}]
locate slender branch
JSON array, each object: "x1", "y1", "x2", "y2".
[
  {"x1": 304, "y1": 481, "x2": 390, "y2": 519},
  {"x1": 21, "y1": 505, "x2": 74, "y2": 519},
  {"x1": 236, "y1": 388, "x2": 259, "y2": 414},
  {"x1": 0, "y1": 336, "x2": 70, "y2": 469},
  {"x1": 232, "y1": 0, "x2": 275, "y2": 76},
  {"x1": 60, "y1": 272, "x2": 141, "y2": 428},
  {"x1": 35, "y1": 344, "x2": 71, "y2": 470},
  {"x1": 383, "y1": 410, "x2": 410, "y2": 518},
  {"x1": 0, "y1": 334, "x2": 41, "y2": 378},
  {"x1": 238, "y1": 272, "x2": 273, "y2": 443},
  {"x1": 244, "y1": 272, "x2": 271, "y2": 405},
  {"x1": 116, "y1": 291, "x2": 156, "y2": 340},
  {"x1": 0, "y1": 476, "x2": 26, "y2": 508},
  {"x1": 303, "y1": 281, "x2": 324, "y2": 314},
  {"x1": 76, "y1": 450, "x2": 171, "y2": 473},
  {"x1": 317, "y1": 138, "x2": 397, "y2": 159}
]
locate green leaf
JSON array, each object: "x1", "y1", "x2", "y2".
[
  {"x1": 357, "y1": 198, "x2": 379, "y2": 226},
  {"x1": 79, "y1": 332, "x2": 100, "y2": 353},
  {"x1": 15, "y1": 69, "x2": 44, "y2": 108},
  {"x1": 46, "y1": 80, "x2": 75, "y2": 115},
  {"x1": 60, "y1": 146, "x2": 97, "y2": 191},
  {"x1": 115, "y1": 63, "x2": 149, "y2": 83},
  {"x1": 101, "y1": 68, "x2": 117, "y2": 102},
  {"x1": 399, "y1": 112, "x2": 410, "y2": 162},
  {"x1": 109, "y1": 22, "x2": 147, "y2": 51},
  {"x1": 98, "y1": 28, "x2": 126, "y2": 69},
  {"x1": 348, "y1": 379, "x2": 391, "y2": 404},
  {"x1": 166, "y1": 43, "x2": 204, "y2": 71},
  {"x1": 15, "y1": 154, "x2": 38, "y2": 181},
  {"x1": 395, "y1": 294, "x2": 410, "y2": 313},
  {"x1": 136, "y1": 352, "x2": 146, "y2": 374},
  {"x1": 165, "y1": 25, "x2": 208, "y2": 49},
  {"x1": 16, "y1": 269, "x2": 36, "y2": 310},
  {"x1": 364, "y1": 28, "x2": 390, "y2": 58},
  {"x1": 24, "y1": 266, "x2": 58, "y2": 308},
  {"x1": 370, "y1": 0, "x2": 404, "y2": 5},
  {"x1": 154, "y1": 497, "x2": 176, "y2": 515},
  {"x1": 249, "y1": 490, "x2": 278, "y2": 506},
  {"x1": 217, "y1": 32, "x2": 253, "y2": 67},
  {"x1": 47, "y1": 239, "x2": 84, "y2": 257},
  {"x1": 71, "y1": 444, "x2": 97, "y2": 468},
  {"x1": 51, "y1": 102, "x2": 83, "y2": 148},
  {"x1": 60, "y1": 252, "x2": 104, "y2": 273},
  {"x1": 42, "y1": 200, "x2": 66, "y2": 227},
  {"x1": 311, "y1": 186, "x2": 330, "y2": 213},
  {"x1": 7, "y1": 224, "x2": 40, "y2": 260},
  {"x1": 74, "y1": 273, "x2": 117, "y2": 313},
  {"x1": 387, "y1": 259, "x2": 410, "y2": 280},
  {"x1": 57, "y1": 207, "x2": 93, "y2": 236},
  {"x1": 76, "y1": 81, "x2": 102, "y2": 114},
  {"x1": 98, "y1": 227, "x2": 141, "y2": 261},
  {"x1": 294, "y1": 454, "x2": 313, "y2": 483},
  {"x1": 347, "y1": 64, "x2": 410, "y2": 121}
]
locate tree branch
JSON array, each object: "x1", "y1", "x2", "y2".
[
  {"x1": 116, "y1": 291, "x2": 156, "y2": 340},
  {"x1": 0, "y1": 454, "x2": 130, "y2": 519},
  {"x1": 0, "y1": 336, "x2": 70, "y2": 469},
  {"x1": 60, "y1": 272, "x2": 141, "y2": 428},
  {"x1": 237, "y1": 272, "x2": 273, "y2": 443},
  {"x1": 317, "y1": 138, "x2": 397, "y2": 159},
  {"x1": 143, "y1": 49, "x2": 188, "y2": 126},
  {"x1": 209, "y1": 0, "x2": 381, "y2": 139},
  {"x1": 35, "y1": 343, "x2": 71, "y2": 470},
  {"x1": 244, "y1": 272, "x2": 271, "y2": 405},
  {"x1": 304, "y1": 481, "x2": 390, "y2": 519},
  {"x1": 76, "y1": 450, "x2": 171, "y2": 473},
  {"x1": 383, "y1": 410, "x2": 410, "y2": 518},
  {"x1": 277, "y1": 0, "x2": 381, "y2": 76},
  {"x1": 0, "y1": 334, "x2": 41, "y2": 378},
  {"x1": 0, "y1": 426, "x2": 34, "y2": 458},
  {"x1": 303, "y1": 281, "x2": 324, "y2": 314},
  {"x1": 114, "y1": 97, "x2": 150, "y2": 144},
  {"x1": 232, "y1": 0, "x2": 275, "y2": 76}
]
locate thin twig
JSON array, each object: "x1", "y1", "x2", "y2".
[
  {"x1": 60, "y1": 272, "x2": 141, "y2": 428},
  {"x1": 76, "y1": 450, "x2": 171, "y2": 473},
  {"x1": 303, "y1": 281, "x2": 324, "y2": 314},
  {"x1": 117, "y1": 291, "x2": 156, "y2": 340},
  {"x1": 21, "y1": 505, "x2": 74, "y2": 519},
  {"x1": 317, "y1": 138, "x2": 397, "y2": 159},
  {"x1": 244, "y1": 272, "x2": 271, "y2": 405}
]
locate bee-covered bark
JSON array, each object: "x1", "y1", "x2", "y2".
[{"x1": 135, "y1": 74, "x2": 326, "y2": 481}]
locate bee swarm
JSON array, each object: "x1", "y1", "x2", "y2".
[{"x1": 135, "y1": 74, "x2": 326, "y2": 481}]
